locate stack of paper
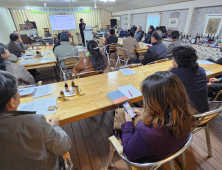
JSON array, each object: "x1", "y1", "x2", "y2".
[
  {"x1": 42, "y1": 51, "x2": 53, "y2": 54},
  {"x1": 119, "y1": 68, "x2": 137, "y2": 76},
  {"x1": 41, "y1": 57, "x2": 55, "y2": 61},
  {"x1": 118, "y1": 84, "x2": 142, "y2": 99},
  {"x1": 197, "y1": 61, "x2": 214, "y2": 65},
  {"x1": 20, "y1": 60, "x2": 36, "y2": 65},
  {"x1": 33, "y1": 85, "x2": 52, "y2": 98},
  {"x1": 18, "y1": 87, "x2": 36, "y2": 96},
  {"x1": 205, "y1": 70, "x2": 213, "y2": 75},
  {"x1": 18, "y1": 97, "x2": 57, "y2": 115}
]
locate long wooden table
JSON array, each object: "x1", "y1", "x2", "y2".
[
  {"x1": 17, "y1": 46, "x2": 59, "y2": 82},
  {"x1": 20, "y1": 60, "x2": 222, "y2": 126}
]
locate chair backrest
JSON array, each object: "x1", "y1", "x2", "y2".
[
  {"x1": 106, "y1": 43, "x2": 118, "y2": 54},
  {"x1": 154, "y1": 58, "x2": 168, "y2": 64},
  {"x1": 115, "y1": 133, "x2": 192, "y2": 168},
  {"x1": 116, "y1": 47, "x2": 126, "y2": 57},
  {"x1": 192, "y1": 105, "x2": 222, "y2": 129},
  {"x1": 73, "y1": 70, "x2": 104, "y2": 78},
  {"x1": 60, "y1": 56, "x2": 79, "y2": 70}
]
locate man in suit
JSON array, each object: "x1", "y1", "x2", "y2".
[
  {"x1": 105, "y1": 29, "x2": 118, "y2": 53},
  {"x1": 79, "y1": 18, "x2": 86, "y2": 47},
  {"x1": 167, "y1": 31, "x2": 181, "y2": 55},
  {"x1": 7, "y1": 33, "x2": 25, "y2": 58},
  {"x1": 133, "y1": 30, "x2": 167, "y2": 65},
  {"x1": 134, "y1": 26, "x2": 144, "y2": 42},
  {"x1": 143, "y1": 25, "x2": 154, "y2": 44}
]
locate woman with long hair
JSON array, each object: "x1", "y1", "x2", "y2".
[
  {"x1": 115, "y1": 71, "x2": 194, "y2": 162},
  {"x1": 0, "y1": 44, "x2": 34, "y2": 86},
  {"x1": 73, "y1": 40, "x2": 107, "y2": 74}
]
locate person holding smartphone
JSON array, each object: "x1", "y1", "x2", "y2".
[
  {"x1": 79, "y1": 18, "x2": 86, "y2": 47},
  {"x1": 115, "y1": 71, "x2": 195, "y2": 163}
]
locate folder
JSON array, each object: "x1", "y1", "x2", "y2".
[{"x1": 107, "y1": 90, "x2": 128, "y2": 105}]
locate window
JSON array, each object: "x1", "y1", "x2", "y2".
[{"x1": 146, "y1": 13, "x2": 161, "y2": 33}]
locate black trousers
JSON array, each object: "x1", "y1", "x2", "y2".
[{"x1": 80, "y1": 32, "x2": 85, "y2": 47}]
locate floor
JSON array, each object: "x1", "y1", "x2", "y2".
[{"x1": 35, "y1": 53, "x2": 222, "y2": 170}]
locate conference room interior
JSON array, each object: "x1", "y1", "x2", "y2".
[{"x1": 1, "y1": 0, "x2": 222, "y2": 170}]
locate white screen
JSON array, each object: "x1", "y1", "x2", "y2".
[{"x1": 49, "y1": 15, "x2": 76, "y2": 31}]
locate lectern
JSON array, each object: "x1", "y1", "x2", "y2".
[{"x1": 83, "y1": 26, "x2": 93, "y2": 47}]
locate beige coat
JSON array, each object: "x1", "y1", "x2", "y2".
[
  {"x1": 5, "y1": 60, "x2": 35, "y2": 86},
  {"x1": 123, "y1": 36, "x2": 140, "y2": 58},
  {"x1": 0, "y1": 111, "x2": 71, "y2": 170}
]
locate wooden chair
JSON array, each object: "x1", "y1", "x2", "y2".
[
  {"x1": 106, "y1": 133, "x2": 192, "y2": 170},
  {"x1": 59, "y1": 56, "x2": 79, "y2": 81},
  {"x1": 192, "y1": 104, "x2": 222, "y2": 157},
  {"x1": 73, "y1": 70, "x2": 104, "y2": 79},
  {"x1": 105, "y1": 43, "x2": 119, "y2": 65},
  {"x1": 98, "y1": 40, "x2": 106, "y2": 53},
  {"x1": 60, "y1": 151, "x2": 73, "y2": 170},
  {"x1": 69, "y1": 35, "x2": 74, "y2": 43},
  {"x1": 115, "y1": 47, "x2": 135, "y2": 69}
]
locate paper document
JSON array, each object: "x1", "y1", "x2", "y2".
[
  {"x1": 18, "y1": 97, "x2": 57, "y2": 115},
  {"x1": 20, "y1": 60, "x2": 36, "y2": 65},
  {"x1": 28, "y1": 50, "x2": 36, "y2": 53},
  {"x1": 42, "y1": 51, "x2": 53, "y2": 54},
  {"x1": 20, "y1": 55, "x2": 32, "y2": 60},
  {"x1": 197, "y1": 61, "x2": 214, "y2": 65},
  {"x1": 18, "y1": 87, "x2": 36, "y2": 96},
  {"x1": 41, "y1": 57, "x2": 55, "y2": 61},
  {"x1": 118, "y1": 84, "x2": 142, "y2": 99},
  {"x1": 205, "y1": 70, "x2": 213, "y2": 75},
  {"x1": 33, "y1": 85, "x2": 52, "y2": 98},
  {"x1": 119, "y1": 68, "x2": 137, "y2": 76}
]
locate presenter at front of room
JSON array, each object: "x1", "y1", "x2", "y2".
[{"x1": 79, "y1": 18, "x2": 86, "y2": 47}]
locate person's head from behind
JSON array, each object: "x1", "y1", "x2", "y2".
[
  {"x1": 0, "y1": 45, "x2": 11, "y2": 71},
  {"x1": 172, "y1": 46, "x2": 199, "y2": 71},
  {"x1": 109, "y1": 29, "x2": 115, "y2": 35},
  {"x1": 57, "y1": 33, "x2": 62, "y2": 41},
  {"x1": 141, "y1": 71, "x2": 194, "y2": 137},
  {"x1": 80, "y1": 18, "x2": 84, "y2": 23},
  {"x1": 137, "y1": 26, "x2": 142, "y2": 32},
  {"x1": 127, "y1": 31, "x2": 135, "y2": 37},
  {"x1": 87, "y1": 40, "x2": 107, "y2": 71},
  {"x1": 13, "y1": 31, "x2": 20, "y2": 36},
  {"x1": 151, "y1": 30, "x2": 162, "y2": 44},
  {"x1": 170, "y1": 31, "x2": 180, "y2": 40},
  {"x1": 148, "y1": 25, "x2": 154, "y2": 32},
  {"x1": 10, "y1": 33, "x2": 19, "y2": 42},
  {"x1": 0, "y1": 71, "x2": 20, "y2": 113},
  {"x1": 60, "y1": 32, "x2": 69, "y2": 42}
]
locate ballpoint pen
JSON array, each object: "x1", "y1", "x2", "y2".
[{"x1": 128, "y1": 90, "x2": 133, "y2": 97}]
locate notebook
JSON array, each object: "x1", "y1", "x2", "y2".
[{"x1": 107, "y1": 90, "x2": 128, "y2": 105}]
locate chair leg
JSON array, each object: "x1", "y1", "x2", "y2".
[
  {"x1": 169, "y1": 160, "x2": 176, "y2": 170},
  {"x1": 205, "y1": 124, "x2": 212, "y2": 157},
  {"x1": 115, "y1": 56, "x2": 120, "y2": 70},
  {"x1": 107, "y1": 54, "x2": 110, "y2": 65},
  {"x1": 181, "y1": 152, "x2": 187, "y2": 170},
  {"x1": 106, "y1": 142, "x2": 115, "y2": 170}
]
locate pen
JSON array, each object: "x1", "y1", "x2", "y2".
[{"x1": 128, "y1": 90, "x2": 133, "y2": 97}]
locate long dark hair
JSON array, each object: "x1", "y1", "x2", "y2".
[
  {"x1": 0, "y1": 44, "x2": 6, "y2": 71},
  {"x1": 87, "y1": 40, "x2": 107, "y2": 71},
  {"x1": 141, "y1": 71, "x2": 195, "y2": 137}
]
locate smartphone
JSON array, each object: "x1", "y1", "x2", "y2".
[{"x1": 123, "y1": 102, "x2": 136, "y2": 118}]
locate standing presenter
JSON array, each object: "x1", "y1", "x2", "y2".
[{"x1": 79, "y1": 18, "x2": 86, "y2": 47}]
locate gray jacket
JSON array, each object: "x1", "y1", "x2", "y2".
[
  {"x1": 167, "y1": 39, "x2": 181, "y2": 55},
  {"x1": 54, "y1": 41, "x2": 79, "y2": 68},
  {"x1": 0, "y1": 111, "x2": 71, "y2": 170}
]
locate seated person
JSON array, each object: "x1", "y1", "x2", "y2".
[
  {"x1": 127, "y1": 26, "x2": 135, "y2": 35},
  {"x1": 0, "y1": 44, "x2": 34, "y2": 86},
  {"x1": 13, "y1": 31, "x2": 23, "y2": 48},
  {"x1": 0, "y1": 71, "x2": 71, "y2": 170},
  {"x1": 168, "y1": 46, "x2": 209, "y2": 113},
  {"x1": 133, "y1": 30, "x2": 167, "y2": 65},
  {"x1": 73, "y1": 40, "x2": 107, "y2": 74},
  {"x1": 134, "y1": 26, "x2": 144, "y2": 42},
  {"x1": 0, "y1": 43, "x2": 17, "y2": 62},
  {"x1": 116, "y1": 71, "x2": 194, "y2": 162},
  {"x1": 207, "y1": 77, "x2": 222, "y2": 99},
  {"x1": 53, "y1": 32, "x2": 62, "y2": 52},
  {"x1": 123, "y1": 32, "x2": 140, "y2": 59},
  {"x1": 105, "y1": 29, "x2": 118, "y2": 53},
  {"x1": 167, "y1": 31, "x2": 181, "y2": 55},
  {"x1": 54, "y1": 32, "x2": 78, "y2": 68},
  {"x1": 7, "y1": 33, "x2": 26, "y2": 58},
  {"x1": 143, "y1": 25, "x2": 154, "y2": 44}
]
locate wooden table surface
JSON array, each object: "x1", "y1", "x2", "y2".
[
  {"x1": 20, "y1": 60, "x2": 222, "y2": 126},
  {"x1": 17, "y1": 46, "x2": 57, "y2": 70},
  {"x1": 99, "y1": 37, "x2": 149, "y2": 53}
]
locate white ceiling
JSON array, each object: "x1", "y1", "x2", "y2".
[{"x1": 0, "y1": 0, "x2": 193, "y2": 12}]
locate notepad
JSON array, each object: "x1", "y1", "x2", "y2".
[
  {"x1": 119, "y1": 68, "x2": 137, "y2": 76},
  {"x1": 20, "y1": 60, "x2": 36, "y2": 65},
  {"x1": 205, "y1": 70, "x2": 213, "y2": 75},
  {"x1": 18, "y1": 97, "x2": 57, "y2": 115},
  {"x1": 118, "y1": 84, "x2": 142, "y2": 99},
  {"x1": 18, "y1": 87, "x2": 36, "y2": 96},
  {"x1": 33, "y1": 85, "x2": 52, "y2": 98},
  {"x1": 197, "y1": 61, "x2": 214, "y2": 65},
  {"x1": 107, "y1": 90, "x2": 128, "y2": 105},
  {"x1": 40, "y1": 57, "x2": 55, "y2": 61}
]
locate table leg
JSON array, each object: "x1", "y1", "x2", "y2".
[{"x1": 54, "y1": 66, "x2": 59, "y2": 82}]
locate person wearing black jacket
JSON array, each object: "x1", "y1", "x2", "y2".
[
  {"x1": 53, "y1": 32, "x2": 61, "y2": 52},
  {"x1": 79, "y1": 18, "x2": 86, "y2": 47},
  {"x1": 143, "y1": 25, "x2": 154, "y2": 44},
  {"x1": 208, "y1": 77, "x2": 222, "y2": 99}
]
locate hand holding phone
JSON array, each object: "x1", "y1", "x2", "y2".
[{"x1": 123, "y1": 102, "x2": 136, "y2": 118}]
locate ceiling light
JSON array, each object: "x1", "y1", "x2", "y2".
[
  {"x1": 44, "y1": 3, "x2": 47, "y2": 7},
  {"x1": 100, "y1": 0, "x2": 115, "y2": 2}
]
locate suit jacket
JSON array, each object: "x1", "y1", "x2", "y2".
[
  {"x1": 167, "y1": 39, "x2": 182, "y2": 54},
  {"x1": 143, "y1": 30, "x2": 154, "y2": 44},
  {"x1": 0, "y1": 111, "x2": 71, "y2": 170},
  {"x1": 123, "y1": 36, "x2": 140, "y2": 57},
  {"x1": 7, "y1": 40, "x2": 25, "y2": 57},
  {"x1": 141, "y1": 40, "x2": 167, "y2": 65}
]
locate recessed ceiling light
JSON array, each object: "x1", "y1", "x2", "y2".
[{"x1": 100, "y1": 0, "x2": 115, "y2": 2}]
